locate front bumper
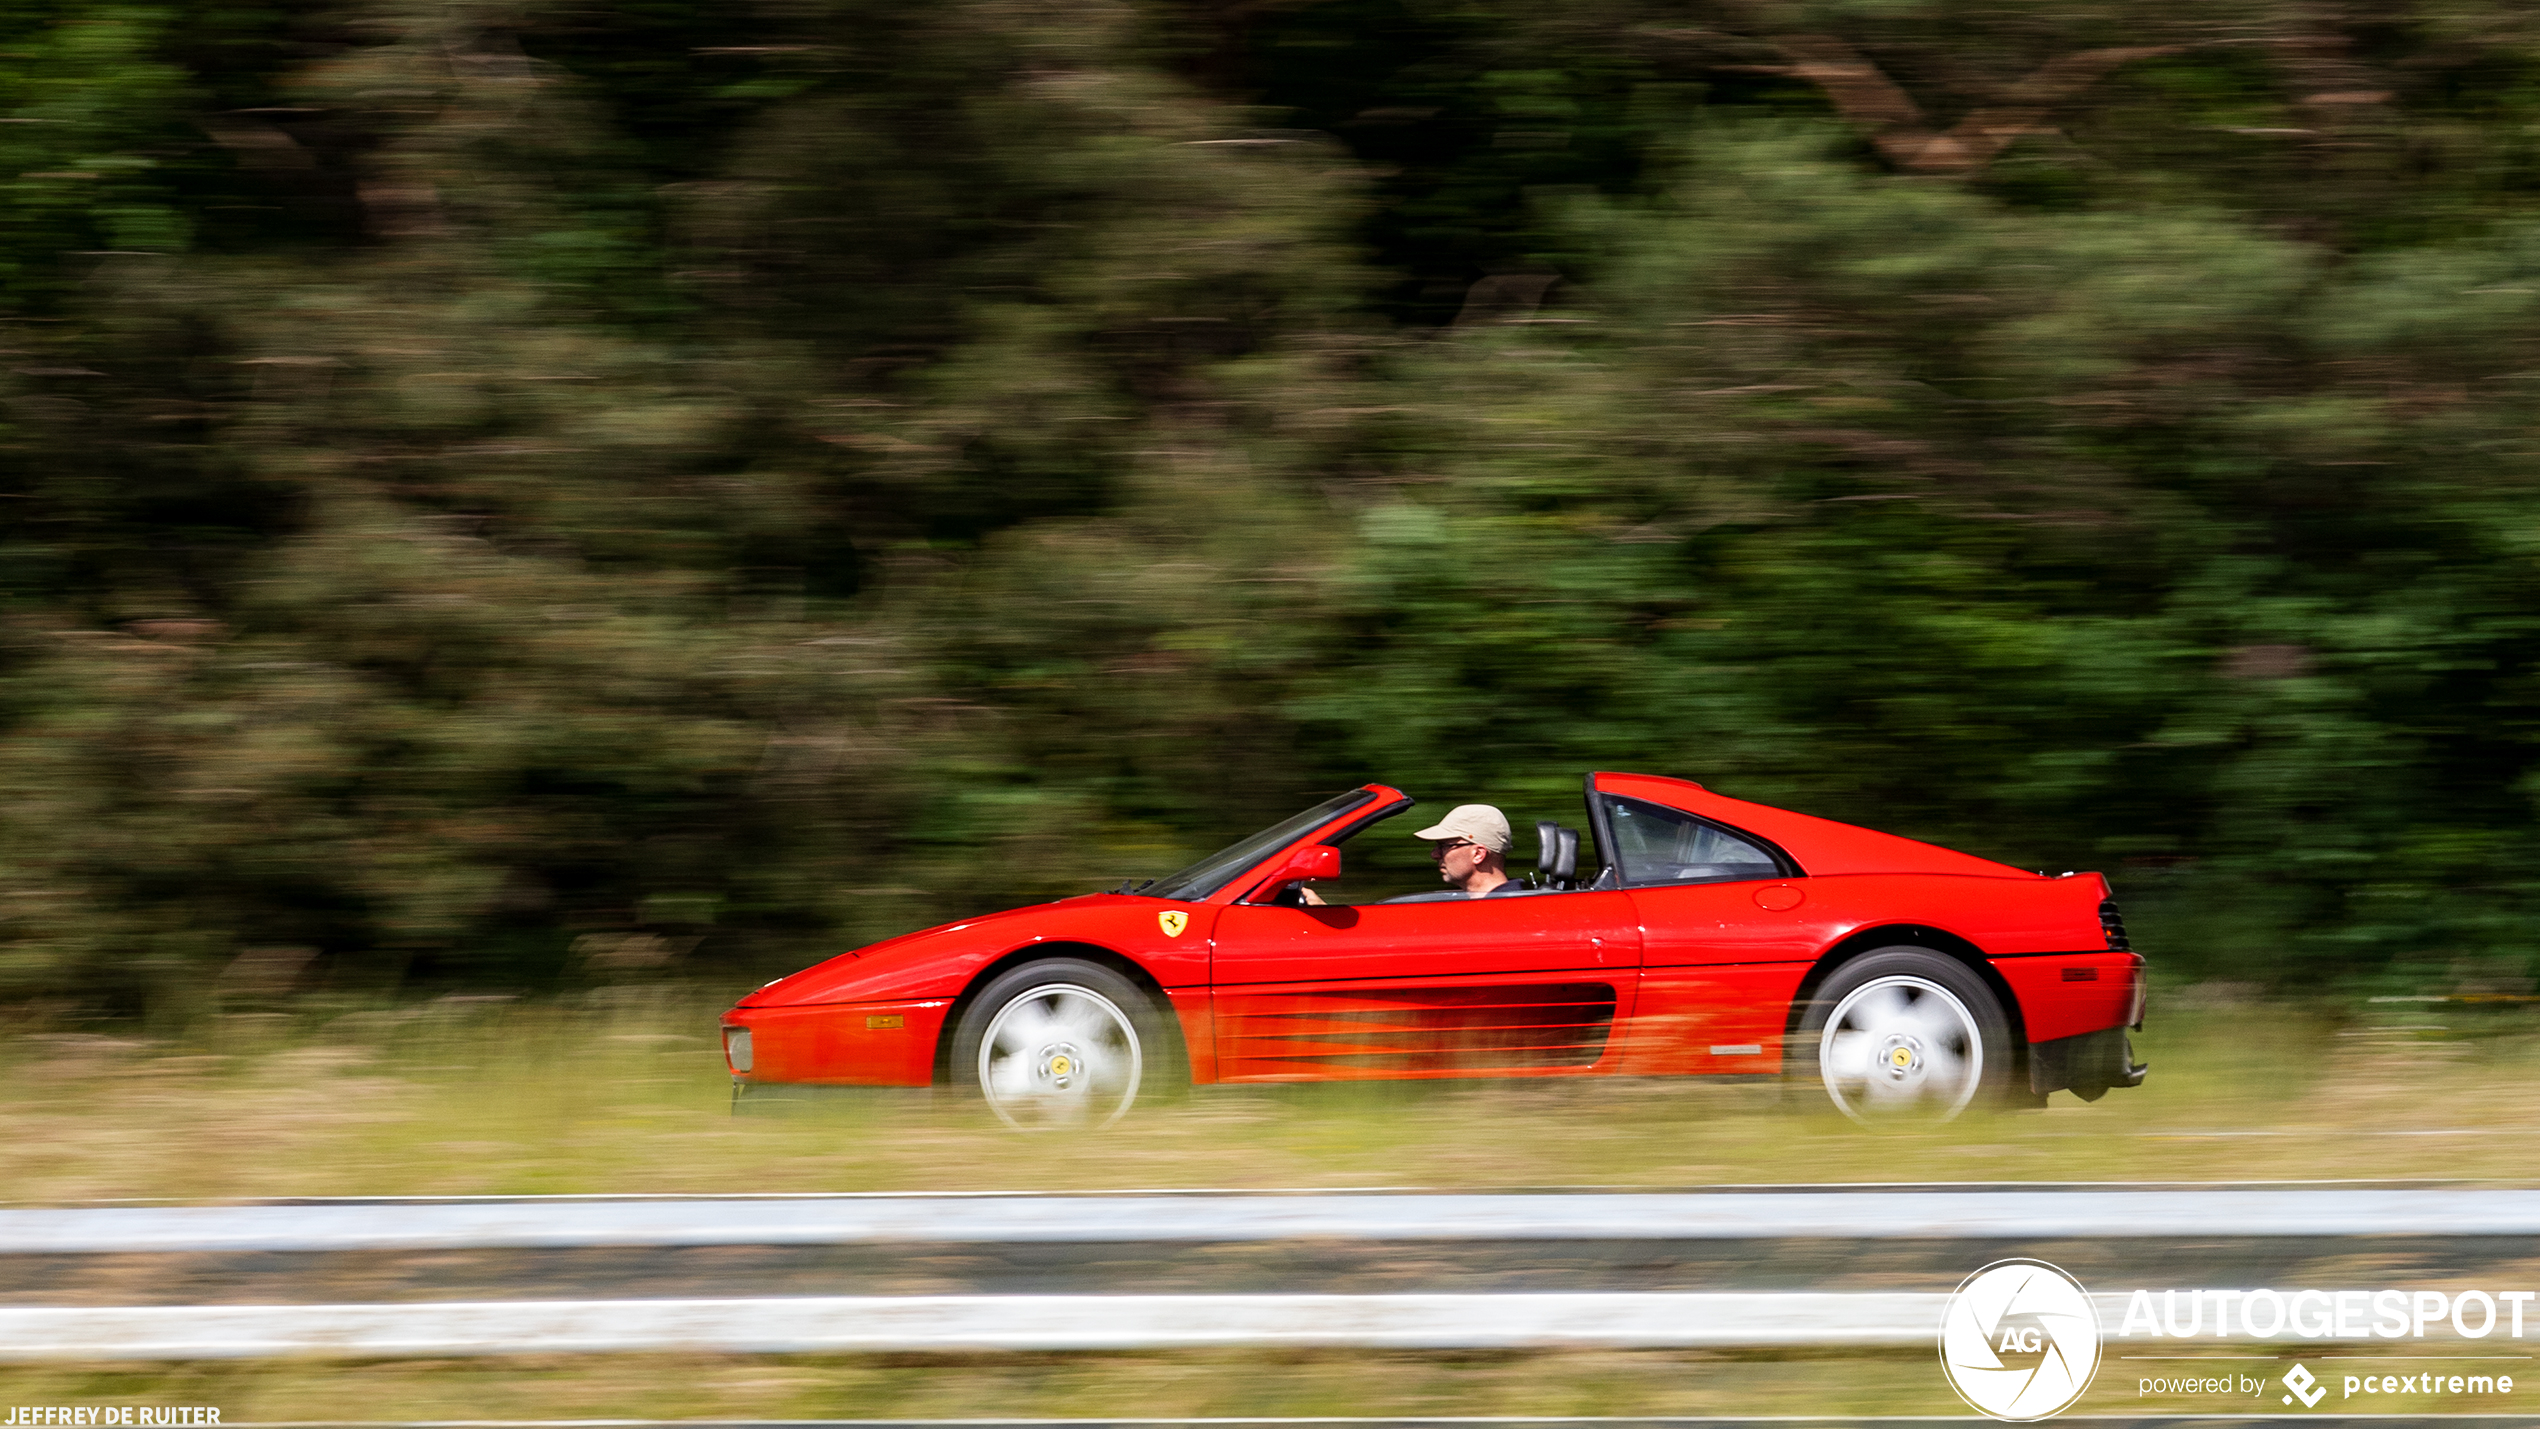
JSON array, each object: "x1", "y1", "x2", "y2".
[{"x1": 720, "y1": 996, "x2": 952, "y2": 1086}]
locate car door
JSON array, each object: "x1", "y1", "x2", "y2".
[
  {"x1": 1209, "y1": 892, "x2": 1642, "y2": 1081},
  {"x1": 1592, "y1": 786, "x2": 1821, "y2": 1076}
]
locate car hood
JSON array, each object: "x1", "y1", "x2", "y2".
[{"x1": 731, "y1": 895, "x2": 1110, "y2": 1009}]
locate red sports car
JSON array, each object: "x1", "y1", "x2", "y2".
[{"x1": 721, "y1": 773, "x2": 2146, "y2": 1126}]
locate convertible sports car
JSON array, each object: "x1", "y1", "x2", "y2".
[{"x1": 721, "y1": 773, "x2": 2147, "y2": 1127}]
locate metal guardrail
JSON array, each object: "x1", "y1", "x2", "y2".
[
  {"x1": 0, "y1": 1292, "x2": 1944, "y2": 1359},
  {"x1": 0, "y1": 1287, "x2": 2506, "y2": 1360},
  {"x1": 2, "y1": 1189, "x2": 2528, "y2": 1360},
  {"x1": 3, "y1": 1188, "x2": 2532, "y2": 1254}
]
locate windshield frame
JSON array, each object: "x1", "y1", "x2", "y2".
[{"x1": 1143, "y1": 788, "x2": 1391, "y2": 903}]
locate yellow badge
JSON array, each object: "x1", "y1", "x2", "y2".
[{"x1": 1157, "y1": 910, "x2": 1189, "y2": 938}]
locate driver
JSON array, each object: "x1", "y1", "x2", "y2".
[{"x1": 1415, "y1": 804, "x2": 1525, "y2": 897}]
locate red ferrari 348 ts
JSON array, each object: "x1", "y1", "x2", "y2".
[{"x1": 721, "y1": 772, "x2": 2146, "y2": 1127}]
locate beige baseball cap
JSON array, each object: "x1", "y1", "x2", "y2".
[{"x1": 1413, "y1": 804, "x2": 1512, "y2": 854}]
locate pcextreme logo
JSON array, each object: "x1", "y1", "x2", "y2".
[
  {"x1": 1940, "y1": 1258, "x2": 2104, "y2": 1421},
  {"x1": 2283, "y1": 1363, "x2": 2327, "y2": 1407}
]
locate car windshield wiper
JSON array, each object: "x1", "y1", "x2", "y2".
[{"x1": 1110, "y1": 878, "x2": 1158, "y2": 895}]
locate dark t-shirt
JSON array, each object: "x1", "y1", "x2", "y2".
[{"x1": 1379, "y1": 879, "x2": 1533, "y2": 903}]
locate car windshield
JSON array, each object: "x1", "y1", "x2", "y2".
[{"x1": 1142, "y1": 789, "x2": 1381, "y2": 902}]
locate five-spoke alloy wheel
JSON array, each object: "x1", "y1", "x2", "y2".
[
  {"x1": 950, "y1": 958, "x2": 1170, "y2": 1130},
  {"x1": 1798, "y1": 948, "x2": 2011, "y2": 1124}
]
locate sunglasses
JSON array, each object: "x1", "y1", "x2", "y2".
[{"x1": 1431, "y1": 839, "x2": 1479, "y2": 861}]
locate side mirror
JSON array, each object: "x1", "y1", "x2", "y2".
[{"x1": 1253, "y1": 843, "x2": 1341, "y2": 899}]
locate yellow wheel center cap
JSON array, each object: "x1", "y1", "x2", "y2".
[
  {"x1": 1049, "y1": 1055, "x2": 1072, "y2": 1078},
  {"x1": 1889, "y1": 1046, "x2": 1914, "y2": 1069}
]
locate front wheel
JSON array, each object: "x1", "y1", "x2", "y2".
[
  {"x1": 1796, "y1": 948, "x2": 2012, "y2": 1125},
  {"x1": 948, "y1": 959, "x2": 1169, "y2": 1130}
]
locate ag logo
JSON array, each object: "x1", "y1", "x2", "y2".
[
  {"x1": 1939, "y1": 1258, "x2": 2102, "y2": 1421},
  {"x1": 1157, "y1": 910, "x2": 1189, "y2": 938}
]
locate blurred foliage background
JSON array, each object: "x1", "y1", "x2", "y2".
[{"x1": 8, "y1": 0, "x2": 2540, "y2": 1017}]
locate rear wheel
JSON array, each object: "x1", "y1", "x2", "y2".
[
  {"x1": 1797, "y1": 948, "x2": 2011, "y2": 1124},
  {"x1": 949, "y1": 959, "x2": 1169, "y2": 1130}
]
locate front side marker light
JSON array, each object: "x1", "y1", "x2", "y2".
[{"x1": 724, "y1": 1027, "x2": 752, "y2": 1074}]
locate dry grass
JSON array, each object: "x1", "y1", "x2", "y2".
[
  {"x1": 0, "y1": 1344, "x2": 2525, "y2": 1423},
  {"x1": 4, "y1": 986, "x2": 2540, "y2": 1201},
  {"x1": 0, "y1": 1348, "x2": 1990, "y2": 1424}
]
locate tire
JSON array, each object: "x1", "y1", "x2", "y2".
[
  {"x1": 1794, "y1": 948, "x2": 2012, "y2": 1125},
  {"x1": 948, "y1": 958, "x2": 1174, "y2": 1130}
]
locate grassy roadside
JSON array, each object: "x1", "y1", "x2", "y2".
[
  {"x1": 2, "y1": 986, "x2": 2538, "y2": 1202},
  {"x1": 2, "y1": 991, "x2": 2537, "y2": 1422},
  {"x1": 0, "y1": 1349, "x2": 1956, "y2": 1425},
  {"x1": 0, "y1": 1345, "x2": 2521, "y2": 1423}
]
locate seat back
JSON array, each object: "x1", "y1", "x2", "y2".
[{"x1": 1534, "y1": 820, "x2": 1581, "y2": 889}]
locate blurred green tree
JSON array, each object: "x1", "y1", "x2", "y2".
[{"x1": 11, "y1": 0, "x2": 2540, "y2": 1015}]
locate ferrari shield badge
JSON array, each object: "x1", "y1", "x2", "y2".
[{"x1": 1157, "y1": 910, "x2": 1189, "y2": 938}]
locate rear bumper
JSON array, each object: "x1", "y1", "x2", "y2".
[{"x1": 2029, "y1": 1025, "x2": 2147, "y2": 1100}]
